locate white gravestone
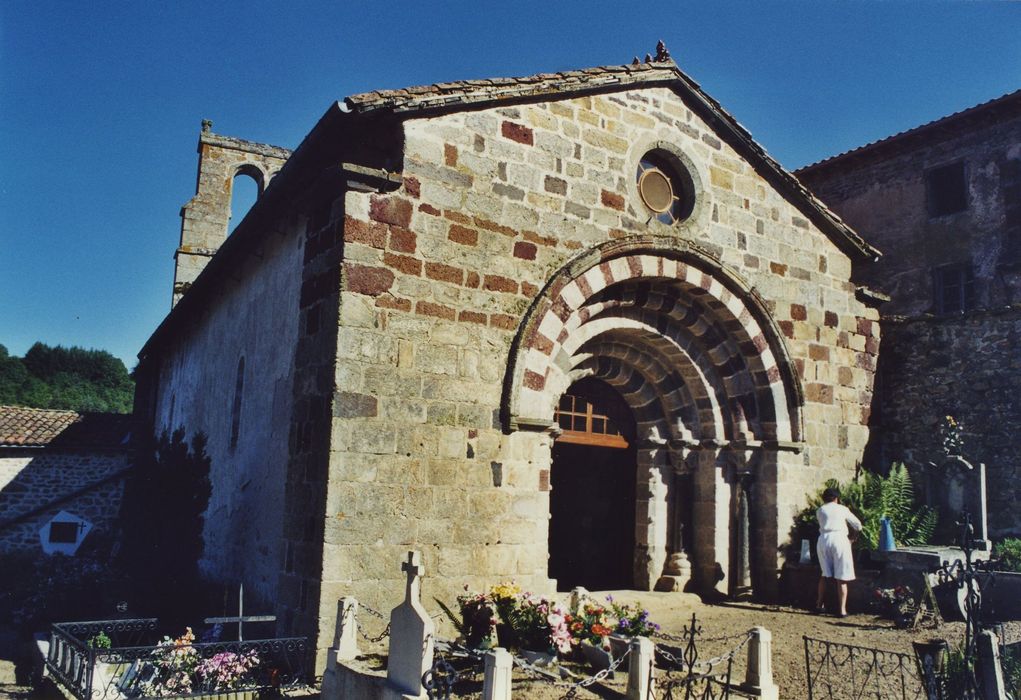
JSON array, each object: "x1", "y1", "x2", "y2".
[{"x1": 385, "y1": 551, "x2": 435, "y2": 699}]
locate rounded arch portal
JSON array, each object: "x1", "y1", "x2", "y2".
[{"x1": 503, "y1": 236, "x2": 804, "y2": 596}]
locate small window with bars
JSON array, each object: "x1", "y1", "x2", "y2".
[
  {"x1": 933, "y1": 264, "x2": 976, "y2": 314},
  {"x1": 554, "y1": 394, "x2": 629, "y2": 448}
]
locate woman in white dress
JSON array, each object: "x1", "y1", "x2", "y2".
[{"x1": 815, "y1": 487, "x2": 863, "y2": 617}]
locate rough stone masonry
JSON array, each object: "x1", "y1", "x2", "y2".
[{"x1": 134, "y1": 56, "x2": 883, "y2": 670}]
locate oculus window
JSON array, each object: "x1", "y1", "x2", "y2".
[{"x1": 636, "y1": 149, "x2": 696, "y2": 225}]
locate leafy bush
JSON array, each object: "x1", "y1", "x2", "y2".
[
  {"x1": 994, "y1": 538, "x2": 1021, "y2": 572},
  {"x1": 118, "y1": 429, "x2": 213, "y2": 625},
  {"x1": 793, "y1": 463, "x2": 937, "y2": 552}
]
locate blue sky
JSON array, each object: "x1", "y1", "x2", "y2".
[{"x1": 1, "y1": 1, "x2": 1019, "y2": 369}]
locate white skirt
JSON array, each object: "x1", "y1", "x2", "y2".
[{"x1": 817, "y1": 531, "x2": 856, "y2": 581}]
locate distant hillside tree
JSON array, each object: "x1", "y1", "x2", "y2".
[{"x1": 0, "y1": 342, "x2": 134, "y2": 413}]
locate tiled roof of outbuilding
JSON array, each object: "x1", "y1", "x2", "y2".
[{"x1": 0, "y1": 405, "x2": 135, "y2": 448}]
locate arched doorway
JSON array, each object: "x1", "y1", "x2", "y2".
[
  {"x1": 505, "y1": 240, "x2": 804, "y2": 599},
  {"x1": 548, "y1": 378, "x2": 636, "y2": 591}
]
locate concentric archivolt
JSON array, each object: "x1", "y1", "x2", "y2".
[{"x1": 504, "y1": 239, "x2": 803, "y2": 444}]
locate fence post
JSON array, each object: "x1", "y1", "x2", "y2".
[
  {"x1": 335, "y1": 597, "x2": 360, "y2": 661},
  {"x1": 977, "y1": 629, "x2": 1008, "y2": 700},
  {"x1": 321, "y1": 597, "x2": 360, "y2": 699},
  {"x1": 482, "y1": 647, "x2": 512, "y2": 700},
  {"x1": 626, "y1": 636, "x2": 655, "y2": 700},
  {"x1": 740, "y1": 627, "x2": 779, "y2": 700}
]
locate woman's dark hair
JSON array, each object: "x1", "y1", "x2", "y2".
[{"x1": 822, "y1": 487, "x2": 840, "y2": 503}]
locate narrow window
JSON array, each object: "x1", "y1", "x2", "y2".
[
  {"x1": 927, "y1": 162, "x2": 968, "y2": 217},
  {"x1": 933, "y1": 264, "x2": 975, "y2": 313},
  {"x1": 230, "y1": 357, "x2": 245, "y2": 450}
]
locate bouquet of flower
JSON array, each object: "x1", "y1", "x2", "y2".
[
  {"x1": 141, "y1": 628, "x2": 199, "y2": 696},
  {"x1": 455, "y1": 588, "x2": 500, "y2": 649},
  {"x1": 607, "y1": 597, "x2": 660, "y2": 638},
  {"x1": 507, "y1": 594, "x2": 572, "y2": 654},
  {"x1": 566, "y1": 601, "x2": 614, "y2": 649},
  {"x1": 195, "y1": 649, "x2": 260, "y2": 691}
]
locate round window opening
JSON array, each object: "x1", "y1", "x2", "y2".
[{"x1": 636, "y1": 150, "x2": 696, "y2": 225}]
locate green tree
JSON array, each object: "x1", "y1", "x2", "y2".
[{"x1": 0, "y1": 342, "x2": 134, "y2": 413}]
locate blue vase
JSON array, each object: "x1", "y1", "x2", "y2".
[{"x1": 879, "y1": 516, "x2": 896, "y2": 551}]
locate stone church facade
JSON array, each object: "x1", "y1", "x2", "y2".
[{"x1": 134, "y1": 54, "x2": 882, "y2": 668}]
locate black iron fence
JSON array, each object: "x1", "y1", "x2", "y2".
[
  {"x1": 804, "y1": 636, "x2": 926, "y2": 700},
  {"x1": 46, "y1": 618, "x2": 310, "y2": 699}
]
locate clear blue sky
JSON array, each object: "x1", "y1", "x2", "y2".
[{"x1": 2, "y1": 1, "x2": 1018, "y2": 369}]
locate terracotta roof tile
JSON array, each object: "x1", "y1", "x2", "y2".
[{"x1": 0, "y1": 405, "x2": 135, "y2": 449}]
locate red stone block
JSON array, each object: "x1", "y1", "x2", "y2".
[
  {"x1": 369, "y1": 195, "x2": 412, "y2": 228},
  {"x1": 501, "y1": 121, "x2": 534, "y2": 145},
  {"x1": 344, "y1": 263, "x2": 394, "y2": 296},
  {"x1": 513, "y1": 241, "x2": 537, "y2": 260}
]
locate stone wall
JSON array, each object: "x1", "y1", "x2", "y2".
[
  {"x1": 799, "y1": 98, "x2": 1021, "y2": 539},
  {"x1": 0, "y1": 449, "x2": 130, "y2": 554},
  {"x1": 800, "y1": 112, "x2": 1021, "y2": 315},
  {"x1": 151, "y1": 208, "x2": 305, "y2": 607},
  {"x1": 872, "y1": 307, "x2": 1021, "y2": 537},
  {"x1": 320, "y1": 85, "x2": 880, "y2": 663}
]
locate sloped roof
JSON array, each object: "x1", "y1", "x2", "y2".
[
  {"x1": 798, "y1": 89, "x2": 1021, "y2": 175},
  {"x1": 343, "y1": 60, "x2": 879, "y2": 261},
  {"x1": 0, "y1": 405, "x2": 135, "y2": 449}
]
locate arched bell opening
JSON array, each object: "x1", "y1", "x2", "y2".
[{"x1": 548, "y1": 377, "x2": 637, "y2": 591}]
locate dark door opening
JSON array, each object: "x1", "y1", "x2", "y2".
[{"x1": 548, "y1": 378, "x2": 636, "y2": 591}]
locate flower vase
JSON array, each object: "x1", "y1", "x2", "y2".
[
  {"x1": 520, "y1": 648, "x2": 557, "y2": 667},
  {"x1": 579, "y1": 640, "x2": 614, "y2": 677},
  {"x1": 608, "y1": 635, "x2": 631, "y2": 668}
]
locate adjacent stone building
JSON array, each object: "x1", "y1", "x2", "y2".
[
  {"x1": 798, "y1": 90, "x2": 1021, "y2": 537},
  {"x1": 0, "y1": 406, "x2": 135, "y2": 556},
  {"x1": 134, "y1": 52, "x2": 883, "y2": 668}
]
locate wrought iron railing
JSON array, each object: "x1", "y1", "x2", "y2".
[
  {"x1": 804, "y1": 636, "x2": 926, "y2": 700},
  {"x1": 45, "y1": 618, "x2": 310, "y2": 699}
]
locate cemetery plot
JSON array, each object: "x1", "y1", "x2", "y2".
[{"x1": 44, "y1": 618, "x2": 310, "y2": 699}]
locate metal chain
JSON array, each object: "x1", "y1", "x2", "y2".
[
  {"x1": 510, "y1": 645, "x2": 633, "y2": 699},
  {"x1": 358, "y1": 622, "x2": 391, "y2": 643},
  {"x1": 653, "y1": 628, "x2": 751, "y2": 645},
  {"x1": 353, "y1": 603, "x2": 391, "y2": 642},
  {"x1": 655, "y1": 631, "x2": 752, "y2": 674}
]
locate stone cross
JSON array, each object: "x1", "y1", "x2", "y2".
[{"x1": 386, "y1": 550, "x2": 434, "y2": 699}]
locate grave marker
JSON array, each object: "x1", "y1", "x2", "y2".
[{"x1": 385, "y1": 550, "x2": 434, "y2": 699}]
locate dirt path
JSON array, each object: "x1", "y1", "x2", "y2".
[{"x1": 415, "y1": 590, "x2": 997, "y2": 699}]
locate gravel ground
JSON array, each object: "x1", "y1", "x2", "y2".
[{"x1": 348, "y1": 589, "x2": 1015, "y2": 699}]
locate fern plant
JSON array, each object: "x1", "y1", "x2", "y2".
[{"x1": 793, "y1": 463, "x2": 937, "y2": 551}]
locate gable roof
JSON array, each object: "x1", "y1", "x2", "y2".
[
  {"x1": 139, "y1": 57, "x2": 879, "y2": 365},
  {"x1": 0, "y1": 405, "x2": 135, "y2": 449},
  {"x1": 342, "y1": 60, "x2": 878, "y2": 261},
  {"x1": 798, "y1": 89, "x2": 1021, "y2": 176}
]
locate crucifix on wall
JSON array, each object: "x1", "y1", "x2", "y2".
[{"x1": 204, "y1": 584, "x2": 276, "y2": 641}]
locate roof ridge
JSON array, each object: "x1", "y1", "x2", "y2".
[{"x1": 798, "y1": 88, "x2": 1021, "y2": 172}]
